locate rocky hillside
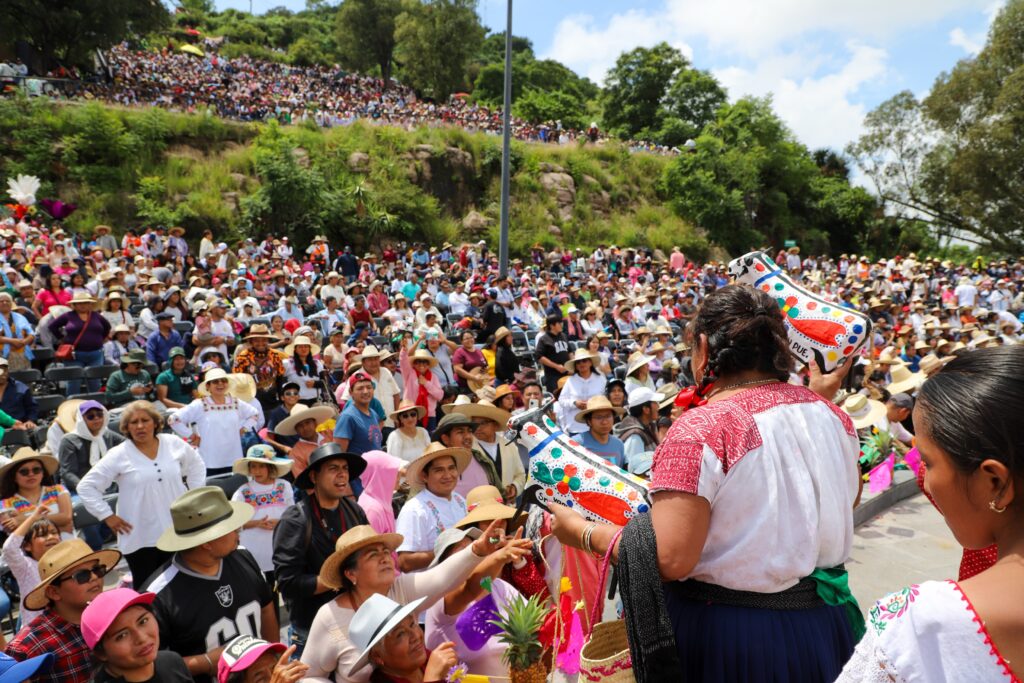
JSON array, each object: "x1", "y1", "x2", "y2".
[{"x1": 0, "y1": 97, "x2": 708, "y2": 258}]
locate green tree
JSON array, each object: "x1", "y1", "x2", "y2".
[
  {"x1": 0, "y1": 0, "x2": 169, "y2": 70},
  {"x1": 395, "y1": 0, "x2": 486, "y2": 99},
  {"x1": 475, "y1": 32, "x2": 534, "y2": 65},
  {"x1": 334, "y1": 0, "x2": 402, "y2": 85},
  {"x1": 849, "y1": 1, "x2": 1024, "y2": 252},
  {"x1": 659, "y1": 67, "x2": 727, "y2": 144},
  {"x1": 602, "y1": 42, "x2": 687, "y2": 140},
  {"x1": 513, "y1": 89, "x2": 587, "y2": 129}
]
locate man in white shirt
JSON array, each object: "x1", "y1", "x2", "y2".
[
  {"x1": 415, "y1": 293, "x2": 443, "y2": 329},
  {"x1": 885, "y1": 393, "x2": 915, "y2": 445},
  {"x1": 448, "y1": 283, "x2": 470, "y2": 317},
  {"x1": 395, "y1": 443, "x2": 470, "y2": 572},
  {"x1": 954, "y1": 278, "x2": 978, "y2": 308},
  {"x1": 319, "y1": 272, "x2": 346, "y2": 304}
]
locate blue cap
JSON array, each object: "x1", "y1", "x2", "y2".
[{"x1": 0, "y1": 652, "x2": 54, "y2": 683}]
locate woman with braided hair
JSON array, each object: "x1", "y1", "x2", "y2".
[{"x1": 550, "y1": 284, "x2": 863, "y2": 682}]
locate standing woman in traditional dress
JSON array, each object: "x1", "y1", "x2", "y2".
[
  {"x1": 839, "y1": 347, "x2": 1024, "y2": 682},
  {"x1": 550, "y1": 285, "x2": 862, "y2": 682}
]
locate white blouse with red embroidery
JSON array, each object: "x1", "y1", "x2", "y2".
[
  {"x1": 650, "y1": 382, "x2": 860, "y2": 593},
  {"x1": 838, "y1": 580, "x2": 1022, "y2": 682}
]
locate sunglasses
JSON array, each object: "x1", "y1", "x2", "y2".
[
  {"x1": 283, "y1": 390, "x2": 299, "y2": 397},
  {"x1": 208, "y1": 378, "x2": 229, "y2": 385},
  {"x1": 55, "y1": 563, "x2": 108, "y2": 585},
  {"x1": 17, "y1": 466, "x2": 43, "y2": 476},
  {"x1": 398, "y1": 411, "x2": 419, "y2": 420},
  {"x1": 83, "y1": 410, "x2": 104, "y2": 420}
]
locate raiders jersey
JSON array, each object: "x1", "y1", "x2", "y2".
[{"x1": 144, "y1": 548, "x2": 272, "y2": 683}]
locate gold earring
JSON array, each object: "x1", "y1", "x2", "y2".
[{"x1": 989, "y1": 500, "x2": 1007, "y2": 514}]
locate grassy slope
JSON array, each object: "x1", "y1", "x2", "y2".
[{"x1": 0, "y1": 98, "x2": 708, "y2": 258}]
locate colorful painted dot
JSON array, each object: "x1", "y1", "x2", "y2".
[
  {"x1": 852, "y1": 324, "x2": 863, "y2": 334},
  {"x1": 831, "y1": 310, "x2": 842, "y2": 318},
  {"x1": 844, "y1": 315, "x2": 854, "y2": 323},
  {"x1": 843, "y1": 345, "x2": 853, "y2": 355},
  {"x1": 755, "y1": 263, "x2": 765, "y2": 272},
  {"x1": 566, "y1": 499, "x2": 574, "y2": 507},
  {"x1": 584, "y1": 469, "x2": 595, "y2": 479},
  {"x1": 568, "y1": 476, "x2": 581, "y2": 491},
  {"x1": 553, "y1": 468, "x2": 564, "y2": 480},
  {"x1": 551, "y1": 447, "x2": 562, "y2": 458},
  {"x1": 545, "y1": 488, "x2": 553, "y2": 496},
  {"x1": 761, "y1": 284, "x2": 770, "y2": 292},
  {"x1": 638, "y1": 504, "x2": 650, "y2": 513},
  {"x1": 827, "y1": 351, "x2": 838, "y2": 361},
  {"x1": 557, "y1": 482, "x2": 568, "y2": 494},
  {"x1": 614, "y1": 482, "x2": 625, "y2": 492},
  {"x1": 564, "y1": 464, "x2": 577, "y2": 477},
  {"x1": 807, "y1": 301, "x2": 817, "y2": 310},
  {"x1": 774, "y1": 283, "x2": 784, "y2": 291},
  {"x1": 598, "y1": 476, "x2": 611, "y2": 487},
  {"x1": 628, "y1": 491, "x2": 638, "y2": 501},
  {"x1": 822, "y1": 306, "x2": 831, "y2": 314},
  {"x1": 568, "y1": 440, "x2": 580, "y2": 448},
  {"x1": 526, "y1": 425, "x2": 538, "y2": 436}
]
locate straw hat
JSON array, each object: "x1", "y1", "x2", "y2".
[
  {"x1": 23, "y1": 539, "x2": 122, "y2": 611},
  {"x1": 317, "y1": 525, "x2": 403, "y2": 591},
  {"x1": 388, "y1": 399, "x2": 425, "y2": 422},
  {"x1": 455, "y1": 485, "x2": 515, "y2": 529},
  {"x1": 68, "y1": 291, "x2": 97, "y2": 305},
  {"x1": 348, "y1": 594, "x2": 428, "y2": 677},
  {"x1": 229, "y1": 373, "x2": 258, "y2": 402},
  {"x1": 198, "y1": 367, "x2": 233, "y2": 395},
  {"x1": 404, "y1": 442, "x2": 471, "y2": 492},
  {"x1": 574, "y1": 395, "x2": 625, "y2": 424},
  {"x1": 440, "y1": 394, "x2": 474, "y2": 416},
  {"x1": 972, "y1": 332, "x2": 998, "y2": 348},
  {"x1": 842, "y1": 394, "x2": 887, "y2": 430},
  {"x1": 494, "y1": 326, "x2": 512, "y2": 344},
  {"x1": 626, "y1": 353, "x2": 655, "y2": 378},
  {"x1": 243, "y1": 324, "x2": 278, "y2": 341},
  {"x1": 94, "y1": 225, "x2": 111, "y2": 235},
  {"x1": 156, "y1": 486, "x2": 254, "y2": 552},
  {"x1": 887, "y1": 363, "x2": 924, "y2": 395},
  {"x1": 492, "y1": 383, "x2": 520, "y2": 403},
  {"x1": 564, "y1": 348, "x2": 601, "y2": 374},
  {"x1": 450, "y1": 399, "x2": 511, "y2": 427},
  {"x1": 56, "y1": 399, "x2": 85, "y2": 433},
  {"x1": 918, "y1": 354, "x2": 950, "y2": 377},
  {"x1": 0, "y1": 447, "x2": 59, "y2": 483},
  {"x1": 232, "y1": 444, "x2": 293, "y2": 478},
  {"x1": 169, "y1": 226, "x2": 185, "y2": 236},
  {"x1": 273, "y1": 403, "x2": 337, "y2": 436},
  {"x1": 408, "y1": 348, "x2": 438, "y2": 367},
  {"x1": 283, "y1": 335, "x2": 321, "y2": 356},
  {"x1": 359, "y1": 346, "x2": 384, "y2": 361}
]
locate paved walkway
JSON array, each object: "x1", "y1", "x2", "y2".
[{"x1": 847, "y1": 492, "x2": 961, "y2": 613}]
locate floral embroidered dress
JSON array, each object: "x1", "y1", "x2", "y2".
[
  {"x1": 231, "y1": 479, "x2": 294, "y2": 572},
  {"x1": 838, "y1": 580, "x2": 1022, "y2": 682}
]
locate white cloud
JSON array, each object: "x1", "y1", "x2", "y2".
[
  {"x1": 545, "y1": 12, "x2": 692, "y2": 84},
  {"x1": 714, "y1": 42, "x2": 888, "y2": 150},
  {"x1": 949, "y1": 27, "x2": 983, "y2": 54}
]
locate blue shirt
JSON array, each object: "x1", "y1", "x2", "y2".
[
  {"x1": 578, "y1": 430, "x2": 626, "y2": 469},
  {"x1": 0, "y1": 380, "x2": 37, "y2": 422},
  {"x1": 272, "y1": 305, "x2": 305, "y2": 324},
  {"x1": 146, "y1": 329, "x2": 183, "y2": 366},
  {"x1": 333, "y1": 401, "x2": 382, "y2": 455}
]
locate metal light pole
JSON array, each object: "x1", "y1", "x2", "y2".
[{"x1": 498, "y1": 0, "x2": 512, "y2": 278}]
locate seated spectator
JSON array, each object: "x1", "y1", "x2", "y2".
[
  {"x1": 103, "y1": 324, "x2": 140, "y2": 366},
  {"x1": 267, "y1": 403, "x2": 335, "y2": 480},
  {"x1": 0, "y1": 358, "x2": 38, "y2": 427},
  {"x1": 217, "y1": 635, "x2": 307, "y2": 683},
  {"x1": 105, "y1": 350, "x2": 155, "y2": 407},
  {"x1": 0, "y1": 448, "x2": 73, "y2": 539},
  {"x1": 154, "y1": 347, "x2": 198, "y2": 410},
  {"x1": 4, "y1": 539, "x2": 122, "y2": 683}
]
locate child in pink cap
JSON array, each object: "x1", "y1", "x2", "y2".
[{"x1": 217, "y1": 635, "x2": 307, "y2": 683}]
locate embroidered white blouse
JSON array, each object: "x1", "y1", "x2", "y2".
[
  {"x1": 838, "y1": 580, "x2": 1022, "y2": 682},
  {"x1": 395, "y1": 488, "x2": 468, "y2": 554},
  {"x1": 168, "y1": 396, "x2": 260, "y2": 469}
]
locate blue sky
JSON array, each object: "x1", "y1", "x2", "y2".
[{"x1": 213, "y1": 0, "x2": 1003, "y2": 151}]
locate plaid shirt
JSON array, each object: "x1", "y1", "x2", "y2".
[{"x1": 4, "y1": 609, "x2": 93, "y2": 683}]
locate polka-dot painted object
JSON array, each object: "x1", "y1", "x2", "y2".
[
  {"x1": 518, "y1": 418, "x2": 652, "y2": 526},
  {"x1": 728, "y1": 250, "x2": 873, "y2": 373}
]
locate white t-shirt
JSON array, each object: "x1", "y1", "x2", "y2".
[
  {"x1": 386, "y1": 427, "x2": 431, "y2": 463},
  {"x1": 232, "y1": 479, "x2": 295, "y2": 572}
]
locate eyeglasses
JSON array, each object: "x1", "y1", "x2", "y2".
[
  {"x1": 83, "y1": 411, "x2": 105, "y2": 421},
  {"x1": 17, "y1": 466, "x2": 43, "y2": 476},
  {"x1": 55, "y1": 564, "x2": 108, "y2": 585}
]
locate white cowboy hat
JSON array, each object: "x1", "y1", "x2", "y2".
[
  {"x1": 283, "y1": 335, "x2": 321, "y2": 357},
  {"x1": 198, "y1": 367, "x2": 233, "y2": 395},
  {"x1": 842, "y1": 394, "x2": 887, "y2": 430},
  {"x1": 273, "y1": 403, "x2": 337, "y2": 436},
  {"x1": 348, "y1": 593, "x2": 427, "y2": 676}
]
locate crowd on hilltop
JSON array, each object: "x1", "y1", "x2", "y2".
[
  {"x1": 0, "y1": 181, "x2": 1021, "y2": 682},
  {"x1": 3, "y1": 44, "x2": 680, "y2": 154}
]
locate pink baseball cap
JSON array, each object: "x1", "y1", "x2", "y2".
[
  {"x1": 81, "y1": 588, "x2": 157, "y2": 650},
  {"x1": 217, "y1": 635, "x2": 287, "y2": 683}
]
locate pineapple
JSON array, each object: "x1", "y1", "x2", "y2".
[{"x1": 489, "y1": 594, "x2": 550, "y2": 683}]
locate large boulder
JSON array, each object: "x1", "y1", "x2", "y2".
[
  {"x1": 462, "y1": 210, "x2": 491, "y2": 233},
  {"x1": 540, "y1": 172, "x2": 576, "y2": 221},
  {"x1": 348, "y1": 151, "x2": 370, "y2": 173}
]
